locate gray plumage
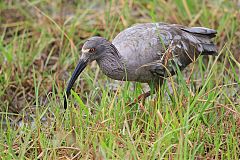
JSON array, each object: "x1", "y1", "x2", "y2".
[{"x1": 64, "y1": 22, "x2": 217, "y2": 108}]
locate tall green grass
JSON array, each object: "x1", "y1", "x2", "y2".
[{"x1": 0, "y1": 0, "x2": 239, "y2": 159}]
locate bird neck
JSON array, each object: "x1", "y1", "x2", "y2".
[{"x1": 96, "y1": 43, "x2": 126, "y2": 80}]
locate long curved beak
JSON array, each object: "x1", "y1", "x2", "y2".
[{"x1": 64, "y1": 57, "x2": 88, "y2": 109}]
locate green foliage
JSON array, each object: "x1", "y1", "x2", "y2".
[{"x1": 0, "y1": 0, "x2": 239, "y2": 159}]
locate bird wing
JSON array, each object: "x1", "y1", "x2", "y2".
[{"x1": 135, "y1": 23, "x2": 217, "y2": 78}]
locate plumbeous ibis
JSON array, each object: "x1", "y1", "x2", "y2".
[{"x1": 64, "y1": 22, "x2": 217, "y2": 109}]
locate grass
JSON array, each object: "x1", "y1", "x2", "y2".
[{"x1": 0, "y1": 0, "x2": 240, "y2": 159}]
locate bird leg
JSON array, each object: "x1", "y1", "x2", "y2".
[
  {"x1": 126, "y1": 79, "x2": 164, "y2": 111},
  {"x1": 126, "y1": 91, "x2": 151, "y2": 107}
]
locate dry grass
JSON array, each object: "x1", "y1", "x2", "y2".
[{"x1": 0, "y1": 0, "x2": 239, "y2": 159}]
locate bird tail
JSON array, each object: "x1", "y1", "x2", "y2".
[{"x1": 181, "y1": 27, "x2": 218, "y2": 55}]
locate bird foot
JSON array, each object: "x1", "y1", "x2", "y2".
[{"x1": 139, "y1": 102, "x2": 149, "y2": 114}]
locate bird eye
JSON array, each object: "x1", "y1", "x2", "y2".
[{"x1": 89, "y1": 48, "x2": 95, "y2": 52}]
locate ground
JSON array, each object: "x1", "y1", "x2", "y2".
[{"x1": 0, "y1": 0, "x2": 240, "y2": 159}]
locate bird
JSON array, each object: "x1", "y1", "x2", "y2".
[{"x1": 64, "y1": 22, "x2": 217, "y2": 109}]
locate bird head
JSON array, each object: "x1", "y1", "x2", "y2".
[
  {"x1": 64, "y1": 36, "x2": 109, "y2": 109},
  {"x1": 81, "y1": 36, "x2": 109, "y2": 62}
]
